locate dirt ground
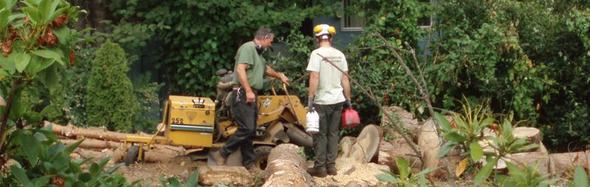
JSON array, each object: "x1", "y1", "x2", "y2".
[{"x1": 117, "y1": 156, "x2": 203, "y2": 186}]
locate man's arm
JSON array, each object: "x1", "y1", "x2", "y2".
[
  {"x1": 236, "y1": 63, "x2": 255, "y2": 103},
  {"x1": 265, "y1": 65, "x2": 289, "y2": 84},
  {"x1": 308, "y1": 71, "x2": 319, "y2": 101},
  {"x1": 342, "y1": 72, "x2": 351, "y2": 101}
]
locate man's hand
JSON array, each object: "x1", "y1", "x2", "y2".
[
  {"x1": 344, "y1": 99, "x2": 352, "y2": 108},
  {"x1": 246, "y1": 90, "x2": 256, "y2": 103},
  {"x1": 279, "y1": 72, "x2": 289, "y2": 85},
  {"x1": 307, "y1": 97, "x2": 314, "y2": 112}
]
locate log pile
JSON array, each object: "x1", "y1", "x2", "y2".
[{"x1": 45, "y1": 121, "x2": 185, "y2": 163}]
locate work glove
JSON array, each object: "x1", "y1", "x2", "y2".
[
  {"x1": 343, "y1": 99, "x2": 352, "y2": 108},
  {"x1": 307, "y1": 97, "x2": 315, "y2": 112}
]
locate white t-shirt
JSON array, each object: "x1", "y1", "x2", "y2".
[{"x1": 306, "y1": 46, "x2": 348, "y2": 105}]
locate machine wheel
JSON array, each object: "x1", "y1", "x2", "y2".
[
  {"x1": 286, "y1": 127, "x2": 313, "y2": 147},
  {"x1": 253, "y1": 146, "x2": 273, "y2": 171},
  {"x1": 124, "y1": 145, "x2": 139, "y2": 166}
]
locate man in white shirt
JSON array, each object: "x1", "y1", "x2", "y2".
[{"x1": 306, "y1": 24, "x2": 352, "y2": 177}]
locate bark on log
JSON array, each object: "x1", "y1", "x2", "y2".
[
  {"x1": 198, "y1": 166, "x2": 254, "y2": 186},
  {"x1": 378, "y1": 138, "x2": 422, "y2": 173},
  {"x1": 348, "y1": 125, "x2": 381, "y2": 163},
  {"x1": 46, "y1": 122, "x2": 128, "y2": 142},
  {"x1": 143, "y1": 145, "x2": 185, "y2": 163},
  {"x1": 61, "y1": 138, "x2": 122, "y2": 150},
  {"x1": 502, "y1": 146, "x2": 551, "y2": 175},
  {"x1": 549, "y1": 151, "x2": 590, "y2": 177},
  {"x1": 0, "y1": 95, "x2": 6, "y2": 107},
  {"x1": 381, "y1": 106, "x2": 420, "y2": 142},
  {"x1": 263, "y1": 144, "x2": 314, "y2": 187},
  {"x1": 418, "y1": 117, "x2": 443, "y2": 172}
]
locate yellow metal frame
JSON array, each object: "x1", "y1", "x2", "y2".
[{"x1": 123, "y1": 83, "x2": 309, "y2": 162}]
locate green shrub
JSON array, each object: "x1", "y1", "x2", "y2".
[
  {"x1": 1, "y1": 127, "x2": 135, "y2": 186},
  {"x1": 86, "y1": 41, "x2": 138, "y2": 132}
]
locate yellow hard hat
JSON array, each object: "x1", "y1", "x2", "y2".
[{"x1": 313, "y1": 24, "x2": 336, "y2": 38}]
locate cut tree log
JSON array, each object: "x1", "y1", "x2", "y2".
[
  {"x1": 0, "y1": 95, "x2": 6, "y2": 107},
  {"x1": 46, "y1": 122, "x2": 128, "y2": 142},
  {"x1": 549, "y1": 151, "x2": 590, "y2": 177},
  {"x1": 263, "y1": 144, "x2": 314, "y2": 187},
  {"x1": 348, "y1": 125, "x2": 381, "y2": 163},
  {"x1": 381, "y1": 106, "x2": 420, "y2": 142},
  {"x1": 109, "y1": 145, "x2": 185, "y2": 163},
  {"x1": 378, "y1": 138, "x2": 422, "y2": 173},
  {"x1": 339, "y1": 136, "x2": 356, "y2": 159},
  {"x1": 61, "y1": 138, "x2": 122, "y2": 150},
  {"x1": 198, "y1": 166, "x2": 254, "y2": 186},
  {"x1": 418, "y1": 117, "x2": 443, "y2": 174},
  {"x1": 501, "y1": 145, "x2": 551, "y2": 175}
]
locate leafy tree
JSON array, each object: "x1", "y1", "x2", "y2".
[
  {"x1": 432, "y1": 0, "x2": 590, "y2": 150},
  {"x1": 345, "y1": 0, "x2": 431, "y2": 123},
  {"x1": 0, "y1": 1, "x2": 134, "y2": 186},
  {"x1": 106, "y1": 0, "x2": 338, "y2": 95},
  {"x1": 86, "y1": 41, "x2": 138, "y2": 132}
]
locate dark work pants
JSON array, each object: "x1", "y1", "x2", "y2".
[
  {"x1": 220, "y1": 89, "x2": 257, "y2": 166},
  {"x1": 312, "y1": 102, "x2": 344, "y2": 169}
]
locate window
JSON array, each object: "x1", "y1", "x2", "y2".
[
  {"x1": 342, "y1": 0, "x2": 365, "y2": 31},
  {"x1": 418, "y1": 0, "x2": 434, "y2": 28}
]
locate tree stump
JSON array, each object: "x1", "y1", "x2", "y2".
[
  {"x1": 263, "y1": 144, "x2": 313, "y2": 187},
  {"x1": 513, "y1": 127, "x2": 542, "y2": 152}
]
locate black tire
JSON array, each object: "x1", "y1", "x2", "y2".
[
  {"x1": 253, "y1": 146, "x2": 273, "y2": 171},
  {"x1": 286, "y1": 127, "x2": 313, "y2": 147},
  {"x1": 124, "y1": 145, "x2": 139, "y2": 166}
]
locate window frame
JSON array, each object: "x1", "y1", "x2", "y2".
[
  {"x1": 341, "y1": 0, "x2": 364, "y2": 31},
  {"x1": 418, "y1": 0, "x2": 434, "y2": 28}
]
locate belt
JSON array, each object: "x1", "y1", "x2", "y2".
[{"x1": 232, "y1": 86, "x2": 263, "y2": 95}]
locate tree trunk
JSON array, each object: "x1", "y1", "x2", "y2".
[
  {"x1": 61, "y1": 138, "x2": 122, "y2": 149},
  {"x1": 46, "y1": 122, "x2": 128, "y2": 142},
  {"x1": 263, "y1": 144, "x2": 314, "y2": 187}
]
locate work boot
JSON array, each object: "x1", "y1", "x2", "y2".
[
  {"x1": 327, "y1": 166, "x2": 337, "y2": 175},
  {"x1": 307, "y1": 167, "x2": 327, "y2": 177},
  {"x1": 211, "y1": 151, "x2": 226, "y2": 165}
]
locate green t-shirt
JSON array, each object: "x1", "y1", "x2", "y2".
[{"x1": 232, "y1": 41, "x2": 267, "y2": 90}]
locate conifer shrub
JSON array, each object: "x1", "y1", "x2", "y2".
[{"x1": 86, "y1": 41, "x2": 138, "y2": 132}]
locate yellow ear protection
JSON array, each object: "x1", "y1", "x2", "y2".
[{"x1": 313, "y1": 24, "x2": 337, "y2": 39}]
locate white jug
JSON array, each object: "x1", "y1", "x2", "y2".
[{"x1": 306, "y1": 109, "x2": 319, "y2": 134}]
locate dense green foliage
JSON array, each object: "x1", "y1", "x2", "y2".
[
  {"x1": 344, "y1": 0, "x2": 431, "y2": 124},
  {"x1": 86, "y1": 41, "x2": 138, "y2": 132},
  {"x1": 1, "y1": 1, "x2": 136, "y2": 186},
  {"x1": 1, "y1": 127, "x2": 134, "y2": 186},
  {"x1": 431, "y1": 0, "x2": 590, "y2": 150},
  {"x1": 106, "y1": 0, "x2": 338, "y2": 96}
]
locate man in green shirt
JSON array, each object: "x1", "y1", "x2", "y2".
[{"x1": 211, "y1": 27, "x2": 289, "y2": 169}]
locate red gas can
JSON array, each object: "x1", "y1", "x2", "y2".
[{"x1": 341, "y1": 108, "x2": 360, "y2": 129}]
